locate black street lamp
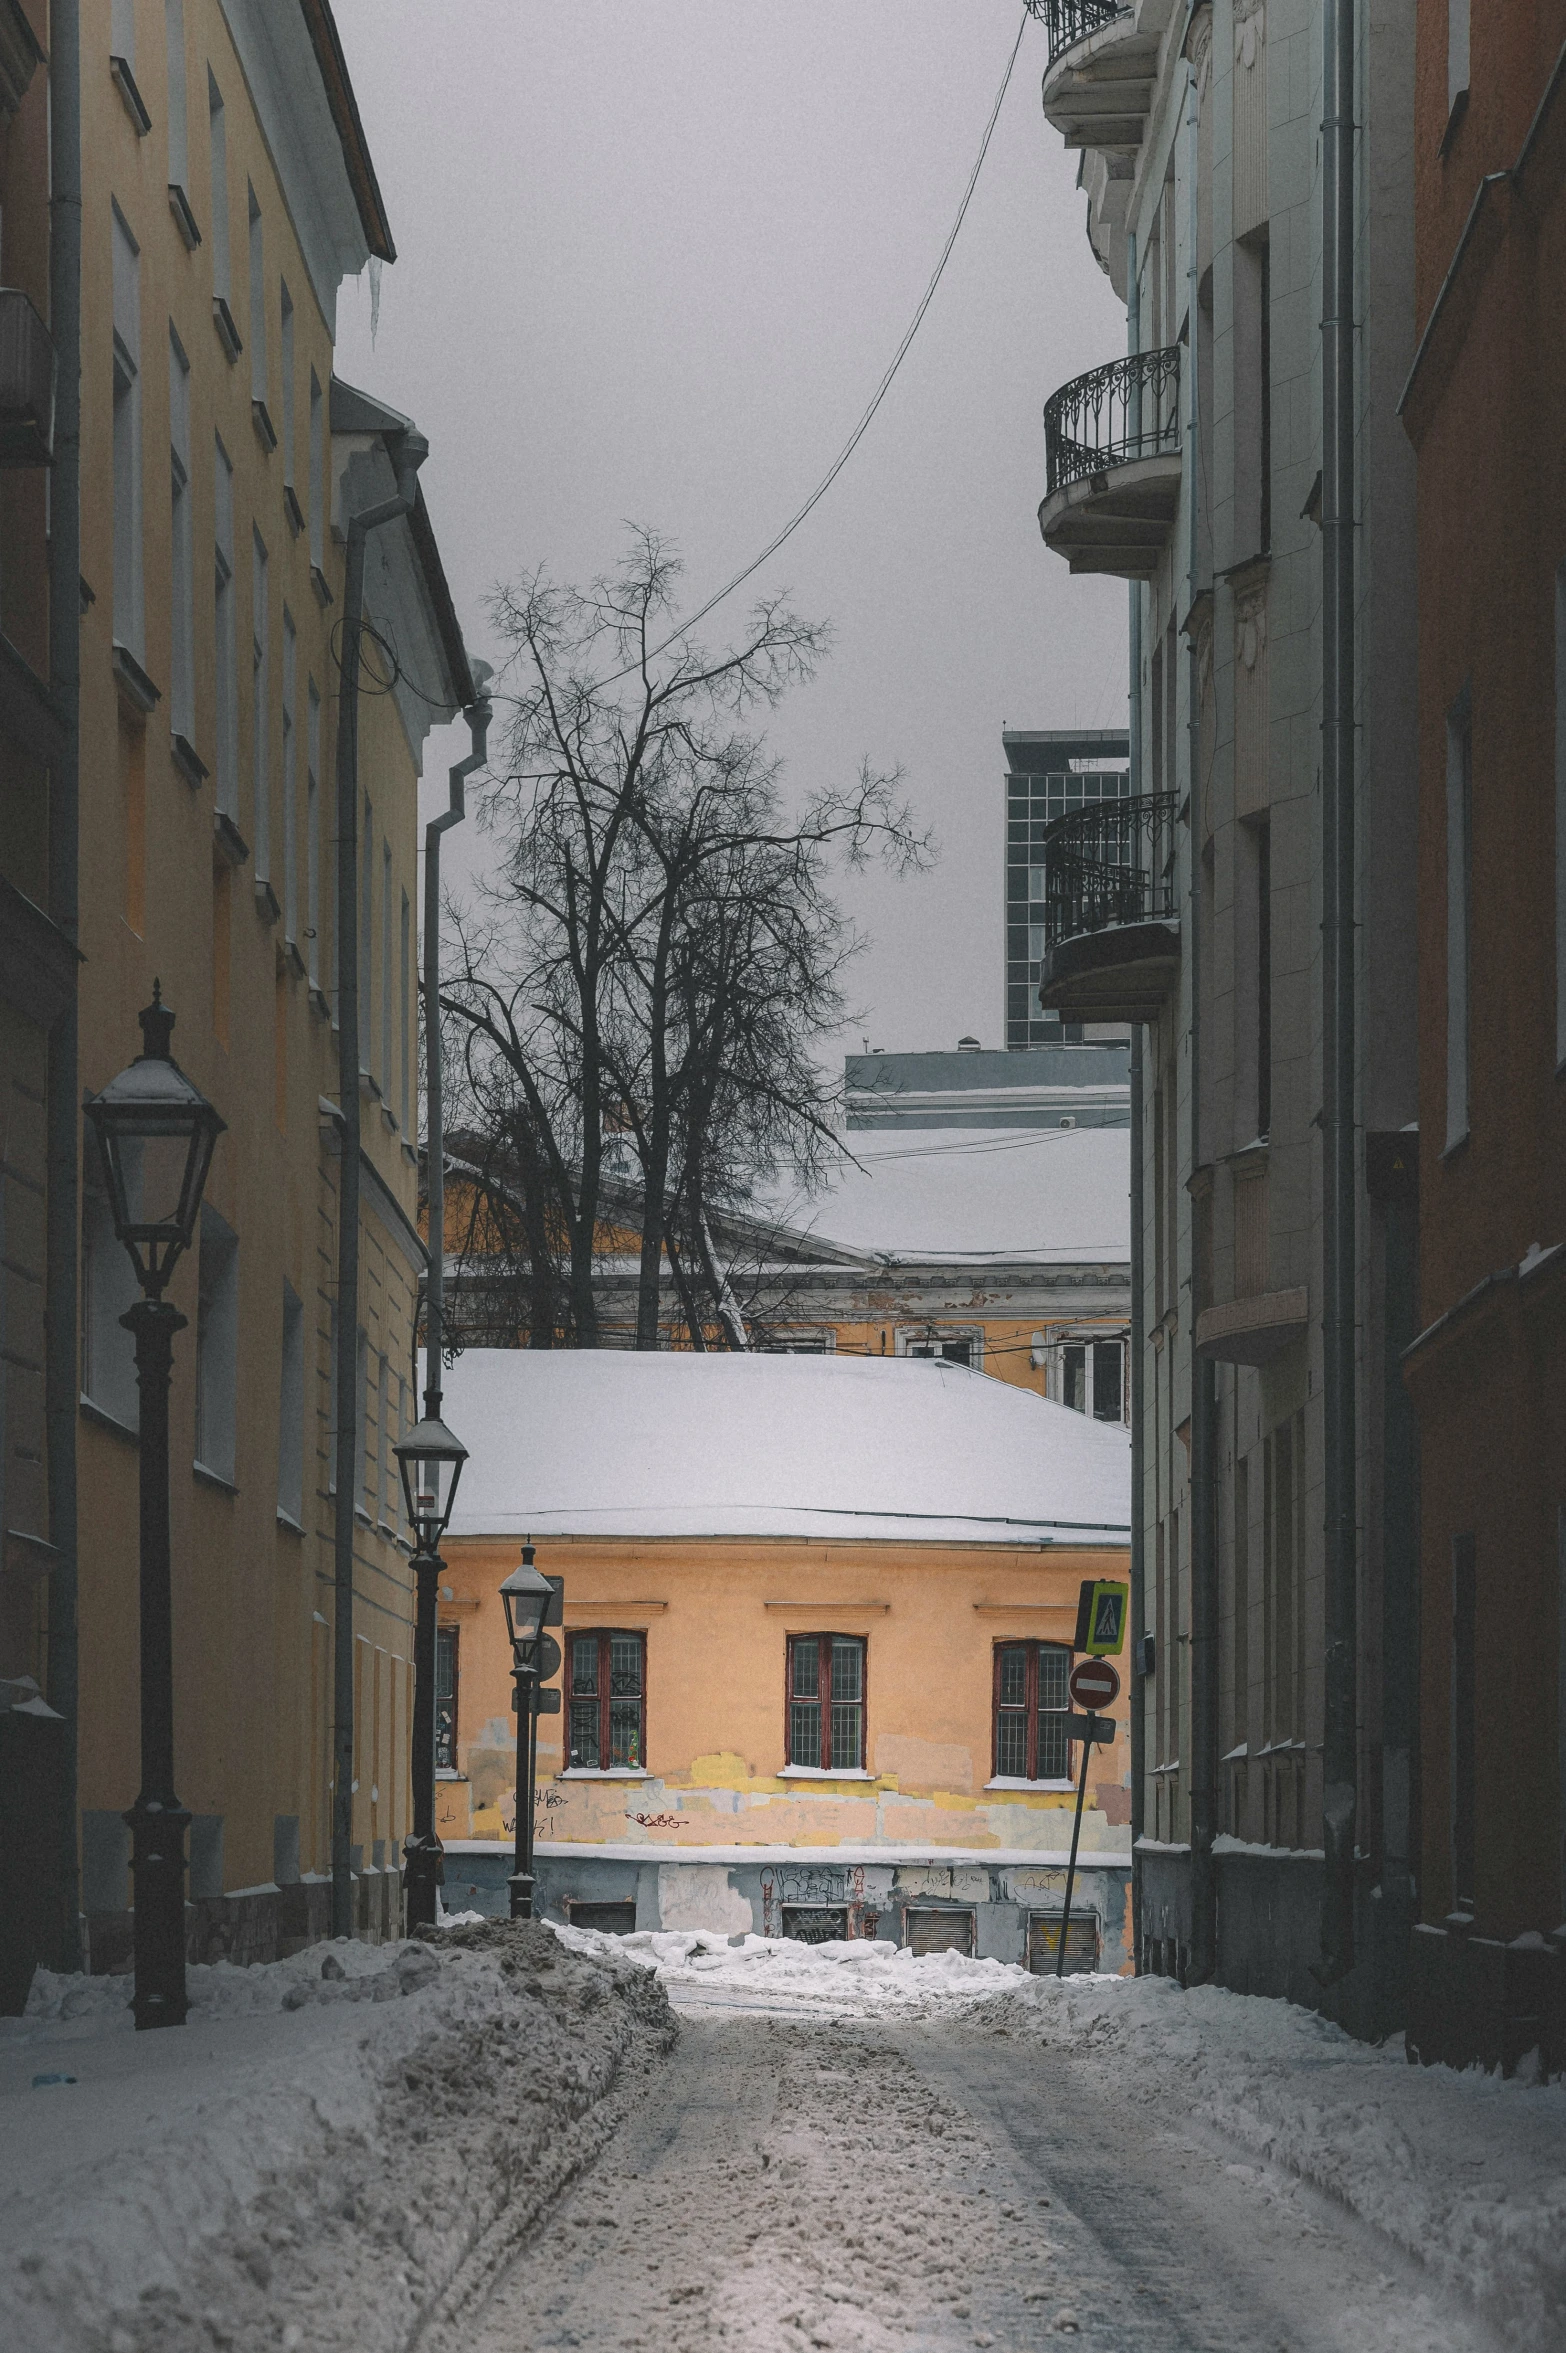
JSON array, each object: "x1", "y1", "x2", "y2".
[
  {"x1": 393, "y1": 1411, "x2": 468, "y2": 1930},
  {"x1": 499, "y1": 1548, "x2": 553, "y2": 1919},
  {"x1": 83, "y1": 985, "x2": 225, "y2": 2031}
]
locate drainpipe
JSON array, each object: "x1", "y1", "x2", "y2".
[
  {"x1": 331, "y1": 430, "x2": 428, "y2": 1942},
  {"x1": 1126, "y1": 229, "x2": 1147, "y2": 1974},
  {"x1": 45, "y1": 0, "x2": 82, "y2": 1970},
  {"x1": 1183, "y1": 52, "x2": 1219, "y2": 1988},
  {"x1": 422, "y1": 677, "x2": 491, "y2": 1421},
  {"x1": 1316, "y1": 0, "x2": 1358, "y2": 1988}
]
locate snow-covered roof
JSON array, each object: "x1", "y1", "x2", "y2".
[
  {"x1": 760, "y1": 1123, "x2": 1130, "y2": 1266},
  {"x1": 439, "y1": 1350, "x2": 1130, "y2": 1546}
]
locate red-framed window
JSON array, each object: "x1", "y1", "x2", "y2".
[
  {"x1": 568, "y1": 1630, "x2": 646, "y2": 1770},
  {"x1": 994, "y1": 1641, "x2": 1072, "y2": 1781},
  {"x1": 787, "y1": 1634, "x2": 866, "y2": 1771}
]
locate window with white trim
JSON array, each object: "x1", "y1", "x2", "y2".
[
  {"x1": 277, "y1": 1281, "x2": 303, "y2": 1525},
  {"x1": 168, "y1": 326, "x2": 194, "y2": 745},
  {"x1": 111, "y1": 206, "x2": 144, "y2": 664},
  {"x1": 787, "y1": 1634, "x2": 865, "y2": 1771},
  {"x1": 195, "y1": 1206, "x2": 239, "y2": 1484},
  {"x1": 213, "y1": 435, "x2": 237, "y2": 817},
  {"x1": 252, "y1": 530, "x2": 270, "y2": 878},
  {"x1": 569, "y1": 1632, "x2": 646, "y2": 1770},
  {"x1": 994, "y1": 1641, "x2": 1071, "y2": 1782}
]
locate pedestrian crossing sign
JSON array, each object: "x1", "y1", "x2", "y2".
[{"x1": 1074, "y1": 1578, "x2": 1129, "y2": 1657}]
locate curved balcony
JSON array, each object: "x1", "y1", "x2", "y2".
[
  {"x1": 1031, "y1": 0, "x2": 1163, "y2": 159},
  {"x1": 1037, "y1": 793, "x2": 1180, "y2": 1024},
  {"x1": 1038, "y1": 346, "x2": 1181, "y2": 579}
]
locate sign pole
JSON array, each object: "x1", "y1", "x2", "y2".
[{"x1": 1056, "y1": 1711, "x2": 1097, "y2": 1981}]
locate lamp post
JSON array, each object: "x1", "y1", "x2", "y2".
[
  {"x1": 83, "y1": 985, "x2": 225, "y2": 2031},
  {"x1": 499, "y1": 1548, "x2": 553, "y2": 1919},
  {"x1": 393, "y1": 1412, "x2": 468, "y2": 1931}
]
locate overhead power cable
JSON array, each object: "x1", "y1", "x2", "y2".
[{"x1": 606, "y1": 7, "x2": 1031, "y2": 679}]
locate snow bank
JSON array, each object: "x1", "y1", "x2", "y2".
[
  {"x1": 0, "y1": 1921, "x2": 675, "y2": 2353},
  {"x1": 966, "y1": 1969, "x2": 1566, "y2": 2348},
  {"x1": 553, "y1": 1923, "x2": 1035, "y2": 2013}
]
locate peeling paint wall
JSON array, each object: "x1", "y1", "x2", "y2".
[{"x1": 434, "y1": 1533, "x2": 1133, "y2": 1862}]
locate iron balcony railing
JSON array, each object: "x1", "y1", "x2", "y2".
[
  {"x1": 1040, "y1": 793, "x2": 1178, "y2": 952},
  {"x1": 1043, "y1": 345, "x2": 1181, "y2": 502},
  {"x1": 1025, "y1": 0, "x2": 1128, "y2": 73}
]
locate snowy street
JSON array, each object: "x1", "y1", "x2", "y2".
[{"x1": 5, "y1": 1923, "x2": 1565, "y2": 2353}]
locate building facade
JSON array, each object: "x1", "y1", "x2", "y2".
[
  {"x1": 1005, "y1": 727, "x2": 1131, "y2": 1047},
  {"x1": 1, "y1": 2, "x2": 477, "y2": 2001},
  {"x1": 1399, "y1": 0, "x2": 1566, "y2": 2075},
  {"x1": 1031, "y1": 0, "x2": 1419, "y2": 2029},
  {"x1": 430, "y1": 1350, "x2": 1134, "y2": 1967}
]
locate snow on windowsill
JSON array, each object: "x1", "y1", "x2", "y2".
[
  {"x1": 984, "y1": 1777, "x2": 1075, "y2": 1794},
  {"x1": 777, "y1": 1765, "x2": 876, "y2": 1781},
  {"x1": 557, "y1": 1768, "x2": 649, "y2": 1781}
]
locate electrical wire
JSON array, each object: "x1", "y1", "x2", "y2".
[{"x1": 597, "y1": 7, "x2": 1032, "y2": 684}]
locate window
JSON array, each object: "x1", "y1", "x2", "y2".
[
  {"x1": 1451, "y1": 1533, "x2": 1476, "y2": 1914},
  {"x1": 1448, "y1": 0, "x2": 1470, "y2": 117},
  {"x1": 1255, "y1": 816, "x2": 1272, "y2": 1137},
  {"x1": 400, "y1": 890, "x2": 411, "y2": 1134},
  {"x1": 901, "y1": 1329, "x2": 976, "y2": 1367},
  {"x1": 1555, "y1": 569, "x2": 1566, "y2": 1068},
  {"x1": 787, "y1": 1634, "x2": 865, "y2": 1772},
  {"x1": 308, "y1": 369, "x2": 324, "y2": 569},
  {"x1": 168, "y1": 327, "x2": 194, "y2": 747},
  {"x1": 281, "y1": 611, "x2": 297, "y2": 941},
  {"x1": 1445, "y1": 690, "x2": 1472, "y2": 1148},
  {"x1": 360, "y1": 797, "x2": 374, "y2": 1077},
  {"x1": 111, "y1": 207, "x2": 144, "y2": 664},
  {"x1": 1062, "y1": 1337, "x2": 1125, "y2": 1422},
  {"x1": 278, "y1": 1282, "x2": 303, "y2": 1525},
  {"x1": 381, "y1": 841, "x2": 393, "y2": 1096},
  {"x1": 165, "y1": 3, "x2": 190, "y2": 202},
  {"x1": 195, "y1": 1206, "x2": 239, "y2": 1484},
  {"x1": 207, "y1": 74, "x2": 233, "y2": 324},
  {"x1": 569, "y1": 1632, "x2": 646, "y2": 1770},
  {"x1": 81, "y1": 1169, "x2": 139, "y2": 1429},
  {"x1": 994, "y1": 1642, "x2": 1071, "y2": 1782},
  {"x1": 306, "y1": 681, "x2": 322, "y2": 986},
  {"x1": 377, "y1": 1352, "x2": 392, "y2": 1525},
  {"x1": 252, "y1": 531, "x2": 270, "y2": 879},
  {"x1": 279, "y1": 281, "x2": 295, "y2": 487},
  {"x1": 247, "y1": 185, "x2": 267, "y2": 414},
  {"x1": 435, "y1": 1627, "x2": 459, "y2": 1770},
  {"x1": 213, "y1": 436, "x2": 237, "y2": 817}
]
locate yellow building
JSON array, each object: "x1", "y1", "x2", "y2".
[
  {"x1": 431, "y1": 1351, "x2": 1134, "y2": 1970},
  {"x1": 0, "y1": 1, "x2": 476, "y2": 1992}
]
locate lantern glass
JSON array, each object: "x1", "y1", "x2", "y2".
[
  {"x1": 500, "y1": 1549, "x2": 552, "y2": 1662},
  {"x1": 394, "y1": 1414, "x2": 468, "y2": 1551},
  {"x1": 84, "y1": 989, "x2": 225, "y2": 1296}
]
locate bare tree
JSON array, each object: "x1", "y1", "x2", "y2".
[{"x1": 438, "y1": 531, "x2": 929, "y2": 1349}]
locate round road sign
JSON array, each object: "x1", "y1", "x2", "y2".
[{"x1": 1069, "y1": 1657, "x2": 1121, "y2": 1711}]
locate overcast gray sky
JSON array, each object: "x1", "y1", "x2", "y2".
[{"x1": 332, "y1": 0, "x2": 1128, "y2": 1057}]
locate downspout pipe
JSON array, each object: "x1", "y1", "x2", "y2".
[
  {"x1": 331, "y1": 431, "x2": 428, "y2": 1942},
  {"x1": 1126, "y1": 227, "x2": 1147, "y2": 1974},
  {"x1": 45, "y1": 0, "x2": 83, "y2": 1970},
  {"x1": 422, "y1": 678, "x2": 492, "y2": 1422},
  {"x1": 1183, "y1": 51, "x2": 1219, "y2": 1988},
  {"x1": 1316, "y1": 0, "x2": 1359, "y2": 1989}
]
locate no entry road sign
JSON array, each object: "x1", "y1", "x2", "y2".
[{"x1": 1069, "y1": 1657, "x2": 1121, "y2": 1711}]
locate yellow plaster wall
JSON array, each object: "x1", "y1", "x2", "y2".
[
  {"x1": 74, "y1": 0, "x2": 422, "y2": 1920},
  {"x1": 435, "y1": 1534, "x2": 1133, "y2": 1857}
]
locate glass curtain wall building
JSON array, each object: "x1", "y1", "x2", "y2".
[{"x1": 1004, "y1": 728, "x2": 1130, "y2": 1047}]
